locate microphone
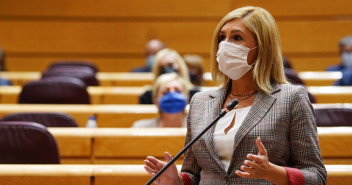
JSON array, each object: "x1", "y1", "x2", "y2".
[{"x1": 145, "y1": 99, "x2": 239, "y2": 185}]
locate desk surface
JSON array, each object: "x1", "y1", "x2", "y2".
[
  {"x1": 1, "y1": 85, "x2": 352, "y2": 104},
  {"x1": 0, "y1": 71, "x2": 342, "y2": 86}
]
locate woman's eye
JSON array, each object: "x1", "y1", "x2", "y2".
[
  {"x1": 219, "y1": 35, "x2": 225, "y2": 41},
  {"x1": 234, "y1": 35, "x2": 242, "y2": 41}
]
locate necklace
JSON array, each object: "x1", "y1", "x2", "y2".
[{"x1": 229, "y1": 90, "x2": 258, "y2": 102}]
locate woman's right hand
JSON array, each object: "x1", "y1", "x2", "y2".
[{"x1": 144, "y1": 152, "x2": 183, "y2": 185}]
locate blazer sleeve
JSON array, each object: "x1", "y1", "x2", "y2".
[
  {"x1": 288, "y1": 86, "x2": 327, "y2": 184},
  {"x1": 180, "y1": 92, "x2": 201, "y2": 184}
]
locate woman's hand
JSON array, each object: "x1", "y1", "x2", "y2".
[
  {"x1": 235, "y1": 137, "x2": 290, "y2": 185},
  {"x1": 144, "y1": 152, "x2": 183, "y2": 185},
  {"x1": 235, "y1": 137, "x2": 271, "y2": 179}
]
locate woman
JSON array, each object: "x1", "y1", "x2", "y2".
[
  {"x1": 183, "y1": 54, "x2": 204, "y2": 86},
  {"x1": 139, "y1": 48, "x2": 198, "y2": 104},
  {"x1": 144, "y1": 6, "x2": 327, "y2": 184},
  {"x1": 133, "y1": 73, "x2": 189, "y2": 128}
]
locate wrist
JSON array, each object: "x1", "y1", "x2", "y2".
[
  {"x1": 265, "y1": 163, "x2": 289, "y2": 185},
  {"x1": 177, "y1": 173, "x2": 185, "y2": 185}
]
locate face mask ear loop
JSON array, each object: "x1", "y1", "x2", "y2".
[{"x1": 250, "y1": 46, "x2": 258, "y2": 50}]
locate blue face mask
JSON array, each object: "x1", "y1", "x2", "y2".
[{"x1": 159, "y1": 92, "x2": 187, "y2": 114}]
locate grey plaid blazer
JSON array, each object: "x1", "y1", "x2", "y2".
[{"x1": 181, "y1": 83, "x2": 327, "y2": 184}]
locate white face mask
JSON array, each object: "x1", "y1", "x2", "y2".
[
  {"x1": 342, "y1": 52, "x2": 352, "y2": 69},
  {"x1": 216, "y1": 41, "x2": 257, "y2": 80}
]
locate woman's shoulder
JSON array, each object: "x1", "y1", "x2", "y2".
[
  {"x1": 191, "y1": 87, "x2": 223, "y2": 102},
  {"x1": 276, "y1": 83, "x2": 310, "y2": 102},
  {"x1": 279, "y1": 83, "x2": 308, "y2": 94}
]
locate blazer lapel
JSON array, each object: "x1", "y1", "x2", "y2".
[
  {"x1": 203, "y1": 87, "x2": 227, "y2": 172},
  {"x1": 228, "y1": 84, "x2": 280, "y2": 174}
]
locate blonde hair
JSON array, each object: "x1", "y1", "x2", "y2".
[
  {"x1": 152, "y1": 48, "x2": 192, "y2": 89},
  {"x1": 152, "y1": 73, "x2": 190, "y2": 102},
  {"x1": 210, "y1": 6, "x2": 289, "y2": 94},
  {"x1": 183, "y1": 54, "x2": 204, "y2": 86}
]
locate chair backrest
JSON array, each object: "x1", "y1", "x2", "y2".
[
  {"x1": 0, "y1": 121, "x2": 60, "y2": 164},
  {"x1": 1, "y1": 112, "x2": 78, "y2": 127},
  {"x1": 284, "y1": 68, "x2": 305, "y2": 85},
  {"x1": 43, "y1": 66, "x2": 99, "y2": 86},
  {"x1": 19, "y1": 77, "x2": 90, "y2": 104},
  {"x1": 49, "y1": 61, "x2": 98, "y2": 73},
  {"x1": 315, "y1": 108, "x2": 352, "y2": 126}
]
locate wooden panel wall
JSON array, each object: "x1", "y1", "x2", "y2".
[{"x1": 0, "y1": 0, "x2": 351, "y2": 72}]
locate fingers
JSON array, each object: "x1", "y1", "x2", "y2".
[
  {"x1": 235, "y1": 169, "x2": 252, "y2": 178},
  {"x1": 240, "y1": 165, "x2": 256, "y2": 174},
  {"x1": 146, "y1": 156, "x2": 166, "y2": 169},
  {"x1": 243, "y1": 160, "x2": 260, "y2": 169},
  {"x1": 164, "y1": 151, "x2": 173, "y2": 162},
  {"x1": 144, "y1": 165, "x2": 156, "y2": 176},
  {"x1": 256, "y1": 137, "x2": 267, "y2": 156},
  {"x1": 246, "y1": 154, "x2": 262, "y2": 164},
  {"x1": 144, "y1": 158, "x2": 157, "y2": 169}
]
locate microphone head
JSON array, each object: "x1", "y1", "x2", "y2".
[{"x1": 226, "y1": 99, "x2": 239, "y2": 111}]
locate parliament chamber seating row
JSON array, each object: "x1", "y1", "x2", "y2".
[
  {"x1": 0, "y1": 103, "x2": 350, "y2": 128},
  {"x1": 47, "y1": 127, "x2": 352, "y2": 165},
  {"x1": 0, "y1": 85, "x2": 352, "y2": 105},
  {"x1": 0, "y1": 164, "x2": 350, "y2": 185},
  {"x1": 0, "y1": 71, "x2": 342, "y2": 86}
]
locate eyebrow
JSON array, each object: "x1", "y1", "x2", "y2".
[{"x1": 219, "y1": 30, "x2": 244, "y2": 34}]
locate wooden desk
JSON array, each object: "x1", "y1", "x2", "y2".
[
  {"x1": 48, "y1": 128, "x2": 93, "y2": 164},
  {"x1": 0, "y1": 165, "x2": 92, "y2": 185},
  {"x1": 92, "y1": 128, "x2": 186, "y2": 164},
  {"x1": 0, "y1": 165, "x2": 350, "y2": 185},
  {"x1": 307, "y1": 86, "x2": 352, "y2": 103},
  {"x1": 0, "y1": 86, "x2": 146, "y2": 104},
  {"x1": 47, "y1": 127, "x2": 352, "y2": 165},
  {"x1": 0, "y1": 103, "x2": 349, "y2": 128},
  {"x1": 2, "y1": 85, "x2": 352, "y2": 104},
  {"x1": 0, "y1": 71, "x2": 341, "y2": 87},
  {"x1": 298, "y1": 71, "x2": 341, "y2": 86},
  {"x1": 0, "y1": 104, "x2": 158, "y2": 127},
  {"x1": 0, "y1": 72, "x2": 154, "y2": 86}
]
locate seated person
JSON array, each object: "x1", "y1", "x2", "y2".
[
  {"x1": 0, "y1": 78, "x2": 12, "y2": 86},
  {"x1": 327, "y1": 35, "x2": 352, "y2": 71},
  {"x1": 132, "y1": 73, "x2": 189, "y2": 128},
  {"x1": 131, "y1": 39, "x2": 166, "y2": 72},
  {"x1": 183, "y1": 54, "x2": 204, "y2": 86},
  {"x1": 334, "y1": 70, "x2": 352, "y2": 86},
  {"x1": 139, "y1": 48, "x2": 199, "y2": 104},
  {"x1": 282, "y1": 55, "x2": 293, "y2": 69},
  {"x1": 0, "y1": 47, "x2": 7, "y2": 71},
  {"x1": 0, "y1": 47, "x2": 12, "y2": 85}
]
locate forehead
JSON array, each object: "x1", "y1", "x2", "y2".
[
  {"x1": 160, "y1": 54, "x2": 177, "y2": 65},
  {"x1": 220, "y1": 18, "x2": 250, "y2": 34},
  {"x1": 159, "y1": 79, "x2": 184, "y2": 91}
]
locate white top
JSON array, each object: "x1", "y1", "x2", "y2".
[
  {"x1": 132, "y1": 116, "x2": 187, "y2": 128},
  {"x1": 213, "y1": 106, "x2": 251, "y2": 171}
]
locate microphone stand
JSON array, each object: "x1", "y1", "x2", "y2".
[{"x1": 145, "y1": 99, "x2": 238, "y2": 185}]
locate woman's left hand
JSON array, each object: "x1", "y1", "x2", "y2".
[{"x1": 235, "y1": 137, "x2": 272, "y2": 179}]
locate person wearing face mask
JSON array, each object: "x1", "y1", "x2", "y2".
[
  {"x1": 132, "y1": 73, "x2": 189, "y2": 128},
  {"x1": 326, "y1": 35, "x2": 352, "y2": 85},
  {"x1": 139, "y1": 48, "x2": 199, "y2": 104},
  {"x1": 183, "y1": 54, "x2": 204, "y2": 86},
  {"x1": 144, "y1": 6, "x2": 326, "y2": 185},
  {"x1": 131, "y1": 39, "x2": 166, "y2": 72}
]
